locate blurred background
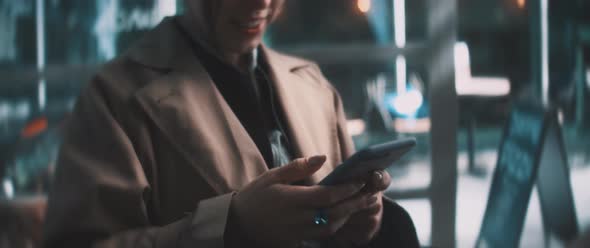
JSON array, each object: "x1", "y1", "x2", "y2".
[{"x1": 0, "y1": 0, "x2": 588, "y2": 247}]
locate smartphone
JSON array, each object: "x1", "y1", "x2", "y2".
[{"x1": 318, "y1": 137, "x2": 417, "y2": 186}]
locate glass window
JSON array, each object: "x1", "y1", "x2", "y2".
[{"x1": 0, "y1": 0, "x2": 178, "y2": 198}]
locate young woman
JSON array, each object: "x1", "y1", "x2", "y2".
[{"x1": 43, "y1": 1, "x2": 419, "y2": 247}]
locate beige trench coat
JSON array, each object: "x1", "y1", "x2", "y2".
[{"x1": 43, "y1": 17, "x2": 359, "y2": 247}]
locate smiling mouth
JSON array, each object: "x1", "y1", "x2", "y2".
[{"x1": 233, "y1": 17, "x2": 268, "y2": 35}]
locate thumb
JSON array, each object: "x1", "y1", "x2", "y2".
[{"x1": 267, "y1": 155, "x2": 327, "y2": 185}]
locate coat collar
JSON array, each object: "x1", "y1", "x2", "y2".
[
  {"x1": 129, "y1": 17, "x2": 331, "y2": 193},
  {"x1": 125, "y1": 16, "x2": 312, "y2": 73},
  {"x1": 262, "y1": 48, "x2": 336, "y2": 183}
]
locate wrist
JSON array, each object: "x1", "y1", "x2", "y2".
[{"x1": 225, "y1": 192, "x2": 255, "y2": 247}]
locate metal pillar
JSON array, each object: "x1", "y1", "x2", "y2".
[
  {"x1": 36, "y1": 0, "x2": 46, "y2": 111},
  {"x1": 530, "y1": 0, "x2": 550, "y2": 107},
  {"x1": 426, "y1": 0, "x2": 458, "y2": 247}
]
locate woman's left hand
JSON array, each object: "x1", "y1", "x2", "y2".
[{"x1": 334, "y1": 170, "x2": 392, "y2": 246}]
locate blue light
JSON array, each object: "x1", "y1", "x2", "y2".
[{"x1": 385, "y1": 88, "x2": 424, "y2": 118}]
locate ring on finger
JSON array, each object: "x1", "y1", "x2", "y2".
[{"x1": 374, "y1": 170, "x2": 383, "y2": 182}]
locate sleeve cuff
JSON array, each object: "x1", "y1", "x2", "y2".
[{"x1": 186, "y1": 193, "x2": 235, "y2": 247}]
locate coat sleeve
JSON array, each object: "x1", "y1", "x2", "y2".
[
  {"x1": 371, "y1": 197, "x2": 421, "y2": 248},
  {"x1": 43, "y1": 80, "x2": 234, "y2": 248}
]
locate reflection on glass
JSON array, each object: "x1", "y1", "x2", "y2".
[
  {"x1": 0, "y1": 0, "x2": 179, "y2": 198},
  {"x1": 0, "y1": 2, "x2": 178, "y2": 246},
  {"x1": 1, "y1": 125, "x2": 60, "y2": 198},
  {"x1": 0, "y1": 0, "x2": 35, "y2": 65}
]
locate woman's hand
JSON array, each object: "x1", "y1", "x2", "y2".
[
  {"x1": 230, "y1": 155, "x2": 377, "y2": 247},
  {"x1": 334, "y1": 170, "x2": 392, "y2": 246}
]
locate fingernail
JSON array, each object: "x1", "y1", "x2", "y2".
[{"x1": 308, "y1": 155, "x2": 327, "y2": 166}]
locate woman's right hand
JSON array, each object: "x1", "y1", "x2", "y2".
[{"x1": 229, "y1": 155, "x2": 375, "y2": 247}]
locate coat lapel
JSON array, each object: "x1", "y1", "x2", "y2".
[
  {"x1": 262, "y1": 47, "x2": 336, "y2": 184},
  {"x1": 130, "y1": 18, "x2": 267, "y2": 194},
  {"x1": 127, "y1": 17, "x2": 336, "y2": 191}
]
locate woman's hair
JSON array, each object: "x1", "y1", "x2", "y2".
[{"x1": 269, "y1": 0, "x2": 285, "y2": 22}]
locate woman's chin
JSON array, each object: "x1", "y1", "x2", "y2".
[{"x1": 229, "y1": 42, "x2": 262, "y2": 56}]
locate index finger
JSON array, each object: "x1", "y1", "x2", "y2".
[
  {"x1": 287, "y1": 182, "x2": 366, "y2": 208},
  {"x1": 261, "y1": 155, "x2": 326, "y2": 187}
]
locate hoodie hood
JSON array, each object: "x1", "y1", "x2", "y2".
[
  {"x1": 178, "y1": 0, "x2": 219, "y2": 57},
  {"x1": 177, "y1": 0, "x2": 284, "y2": 69}
]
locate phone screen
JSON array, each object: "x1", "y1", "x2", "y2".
[{"x1": 319, "y1": 138, "x2": 416, "y2": 185}]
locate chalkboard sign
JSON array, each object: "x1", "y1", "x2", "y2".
[
  {"x1": 536, "y1": 115, "x2": 579, "y2": 245},
  {"x1": 476, "y1": 101, "x2": 578, "y2": 247}
]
